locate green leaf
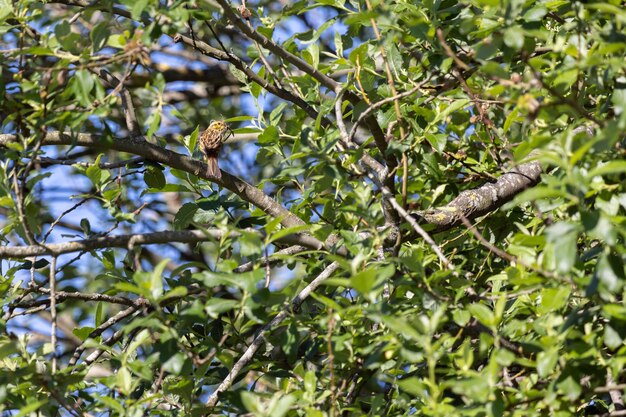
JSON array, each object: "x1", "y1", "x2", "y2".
[
  {"x1": 90, "y1": 22, "x2": 110, "y2": 51},
  {"x1": 504, "y1": 26, "x2": 524, "y2": 50},
  {"x1": 258, "y1": 125, "x2": 279, "y2": 145},
  {"x1": 503, "y1": 107, "x2": 520, "y2": 134},
  {"x1": 144, "y1": 164, "x2": 166, "y2": 189},
  {"x1": 75, "y1": 69, "x2": 95, "y2": 105},
  {"x1": 205, "y1": 298, "x2": 239, "y2": 318},
  {"x1": 304, "y1": 370, "x2": 316, "y2": 394},
  {"x1": 468, "y1": 303, "x2": 495, "y2": 327},
  {"x1": 130, "y1": 0, "x2": 149, "y2": 19},
  {"x1": 538, "y1": 286, "x2": 570, "y2": 314},
  {"x1": 73, "y1": 326, "x2": 96, "y2": 342},
  {"x1": 545, "y1": 223, "x2": 579, "y2": 274},
  {"x1": 94, "y1": 394, "x2": 125, "y2": 413},
  {"x1": 536, "y1": 348, "x2": 558, "y2": 377},
  {"x1": 149, "y1": 259, "x2": 168, "y2": 300},
  {"x1": 430, "y1": 99, "x2": 469, "y2": 126},
  {"x1": 174, "y1": 203, "x2": 198, "y2": 230},
  {"x1": 425, "y1": 133, "x2": 447, "y2": 153},
  {"x1": 604, "y1": 324, "x2": 623, "y2": 349},
  {"x1": 377, "y1": 314, "x2": 422, "y2": 341},
  {"x1": 268, "y1": 224, "x2": 310, "y2": 244},
  {"x1": 589, "y1": 160, "x2": 626, "y2": 177},
  {"x1": 0, "y1": 0, "x2": 13, "y2": 21},
  {"x1": 523, "y1": 6, "x2": 547, "y2": 22},
  {"x1": 194, "y1": 269, "x2": 264, "y2": 293},
  {"x1": 158, "y1": 286, "x2": 188, "y2": 303},
  {"x1": 95, "y1": 302, "x2": 105, "y2": 327},
  {"x1": 146, "y1": 111, "x2": 161, "y2": 139},
  {"x1": 162, "y1": 352, "x2": 188, "y2": 374},
  {"x1": 268, "y1": 394, "x2": 296, "y2": 417},
  {"x1": 397, "y1": 377, "x2": 427, "y2": 396},
  {"x1": 14, "y1": 400, "x2": 48, "y2": 417},
  {"x1": 86, "y1": 154, "x2": 111, "y2": 189},
  {"x1": 595, "y1": 252, "x2": 625, "y2": 293},
  {"x1": 240, "y1": 391, "x2": 261, "y2": 413},
  {"x1": 239, "y1": 230, "x2": 263, "y2": 257},
  {"x1": 107, "y1": 34, "x2": 127, "y2": 48},
  {"x1": 116, "y1": 367, "x2": 133, "y2": 395},
  {"x1": 351, "y1": 264, "x2": 394, "y2": 301}
]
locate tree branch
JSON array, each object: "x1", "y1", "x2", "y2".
[
  {"x1": 0, "y1": 131, "x2": 305, "y2": 228},
  {"x1": 214, "y1": 0, "x2": 340, "y2": 92},
  {"x1": 413, "y1": 159, "x2": 543, "y2": 231},
  {"x1": 234, "y1": 245, "x2": 307, "y2": 273},
  {"x1": 10, "y1": 290, "x2": 135, "y2": 309},
  {"x1": 171, "y1": 33, "x2": 326, "y2": 125},
  {"x1": 205, "y1": 261, "x2": 341, "y2": 407},
  {"x1": 0, "y1": 229, "x2": 343, "y2": 258},
  {"x1": 69, "y1": 303, "x2": 142, "y2": 366},
  {"x1": 213, "y1": 0, "x2": 387, "y2": 151}
]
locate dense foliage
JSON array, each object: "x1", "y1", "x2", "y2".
[{"x1": 1, "y1": 0, "x2": 626, "y2": 415}]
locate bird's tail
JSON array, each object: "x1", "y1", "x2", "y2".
[{"x1": 206, "y1": 155, "x2": 221, "y2": 179}]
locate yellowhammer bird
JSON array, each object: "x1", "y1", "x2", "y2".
[{"x1": 198, "y1": 120, "x2": 232, "y2": 179}]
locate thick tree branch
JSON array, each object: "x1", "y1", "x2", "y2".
[
  {"x1": 0, "y1": 131, "x2": 304, "y2": 228},
  {"x1": 127, "y1": 63, "x2": 239, "y2": 88},
  {"x1": 0, "y1": 229, "x2": 343, "y2": 258},
  {"x1": 11, "y1": 290, "x2": 134, "y2": 309},
  {"x1": 413, "y1": 159, "x2": 543, "y2": 231}
]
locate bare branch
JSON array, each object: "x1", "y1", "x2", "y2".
[
  {"x1": 171, "y1": 33, "x2": 326, "y2": 125},
  {"x1": 70, "y1": 304, "x2": 143, "y2": 366},
  {"x1": 214, "y1": 0, "x2": 387, "y2": 149},
  {"x1": 96, "y1": 68, "x2": 143, "y2": 140},
  {"x1": 413, "y1": 159, "x2": 543, "y2": 231},
  {"x1": 0, "y1": 229, "x2": 342, "y2": 258},
  {"x1": 206, "y1": 261, "x2": 341, "y2": 407},
  {"x1": 0, "y1": 131, "x2": 305, "y2": 228},
  {"x1": 215, "y1": 0, "x2": 340, "y2": 92},
  {"x1": 234, "y1": 245, "x2": 307, "y2": 273},
  {"x1": 376, "y1": 177, "x2": 453, "y2": 269},
  {"x1": 50, "y1": 256, "x2": 58, "y2": 373},
  {"x1": 347, "y1": 84, "x2": 424, "y2": 145},
  {"x1": 10, "y1": 290, "x2": 135, "y2": 309}
]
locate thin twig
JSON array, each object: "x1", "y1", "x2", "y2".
[
  {"x1": 69, "y1": 303, "x2": 143, "y2": 366},
  {"x1": 213, "y1": 0, "x2": 387, "y2": 148},
  {"x1": 347, "y1": 84, "x2": 424, "y2": 145},
  {"x1": 205, "y1": 261, "x2": 341, "y2": 407},
  {"x1": 234, "y1": 245, "x2": 308, "y2": 273},
  {"x1": 50, "y1": 256, "x2": 58, "y2": 373},
  {"x1": 10, "y1": 289, "x2": 134, "y2": 309},
  {"x1": 458, "y1": 215, "x2": 564, "y2": 281},
  {"x1": 42, "y1": 198, "x2": 90, "y2": 243},
  {"x1": 96, "y1": 68, "x2": 145, "y2": 140},
  {"x1": 38, "y1": 156, "x2": 144, "y2": 169},
  {"x1": 436, "y1": 28, "x2": 470, "y2": 71},
  {"x1": 376, "y1": 178, "x2": 453, "y2": 269}
]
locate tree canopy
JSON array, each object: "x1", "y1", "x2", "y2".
[{"x1": 1, "y1": 0, "x2": 626, "y2": 415}]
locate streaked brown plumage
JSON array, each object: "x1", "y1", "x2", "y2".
[{"x1": 199, "y1": 120, "x2": 231, "y2": 179}]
